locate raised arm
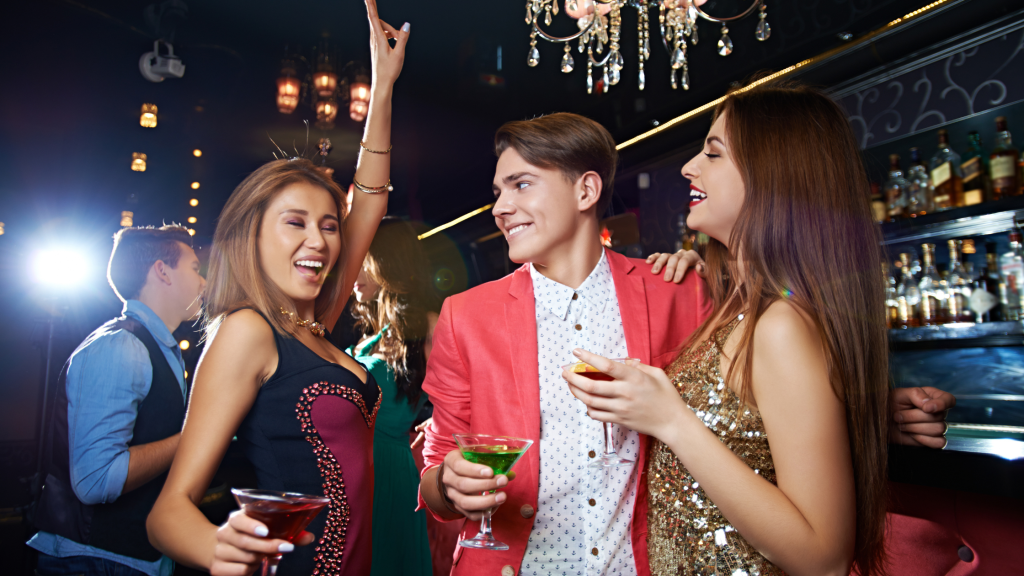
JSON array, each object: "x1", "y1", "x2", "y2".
[
  {"x1": 326, "y1": 0, "x2": 410, "y2": 331},
  {"x1": 146, "y1": 311, "x2": 294, "y2": 574}
]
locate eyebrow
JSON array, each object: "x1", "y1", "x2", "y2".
[
  {"x1": 281, "y1": 208, "x2": 339, "y2": 222},
  {"x1": 502, "y1": 171, "x2": 539, "y2": 186},
  {"x1": 706, "y1": 135, "x2": 725, "y2": 147}
]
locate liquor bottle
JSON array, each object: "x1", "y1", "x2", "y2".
[
  {"x1": 930, "y1": 129, "x2": 964, "y2": 209},
  {"x1": 1000, "y1": 230, "x2": 1024, "y2": 319},
  {"x1": 896, "y1": 253, "x2": 922, "y2": 328},
  {"x1": 960, "y1": 131, "x2": 989, "y2": 205},
  {"x1": 946, "y1": 239, "x2": 974, "y2": 323},
  {"x1": 883, "y1": 154, "x2": 909, "y2": 220},
  {"x1": 869, "y1": 182, "x2": 886, "y2": 224},
  {"x1": 990, "y1": 116, "x2": 1020, "y2": 200},
  {"x1": 970, "y1": 242, "x2": 1004, "y2": 322},
  {"x1": 884, "y1": 262, "x2": 899, "y2": 329},
  {"x1": 905, "y1": 148, "x2": 933, "y2": 216},
  {"x1": 918, "y1": 243, "x2": 947, "y2": 325},
  {"x1": 1003, "y1": 274, "x2": 1021, "y2": 321}
]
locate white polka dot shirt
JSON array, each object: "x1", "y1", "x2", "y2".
[{"x1": 521, "y1": 252, "x2": 639, "y2": 576}]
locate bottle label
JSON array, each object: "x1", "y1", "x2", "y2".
[
  {"x1": 964, "y1": 189, "x2": 983, "y2": 205},
  {"x1": 962, "y1": 157, "x2": 982, "y2": 183},
  {"x1": 992, "y1": 156, "x2": 1015, "y2": 179},
  {"x1": 931, "y1": 162, "x2": 952, "y2": 187},
  {"x1": 969, "y1": 288, "x2": 999, "y2": 316},
  {"x1": 872, "y1": 200, "x2": 886, "y2": 223},
  {"x1": 1001, "y1": 261, "x2": 1024, "y2": 285}
]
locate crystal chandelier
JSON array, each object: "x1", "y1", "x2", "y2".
[{"x1": 526, "y1": 0, "x2": 771, "y2": 93}]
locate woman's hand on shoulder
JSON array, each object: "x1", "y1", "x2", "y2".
[{"x1": 646, "y1": 250, "x2": 705, "y2": 283}]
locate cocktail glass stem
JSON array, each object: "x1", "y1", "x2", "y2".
[
  {"x1": 590, "y1": 422, "x2": 633, "y2": 468},
  {"x1": 262, "y1": 556, "x2": 281, "y2": 576}
]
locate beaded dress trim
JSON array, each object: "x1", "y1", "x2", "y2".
[
  {"x1": 646, "y1": 318, "x2": 784, "y2": 576},
  {"x1": 295, "y1": 381, "x2": 381, "y2": 574}
]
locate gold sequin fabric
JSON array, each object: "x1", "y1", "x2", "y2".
[{"x1": 647, "y1": 318, "x2": 783, "y2": 576}]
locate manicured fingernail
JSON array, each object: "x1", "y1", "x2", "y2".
[
  {"x1": 278, "y1": 542, "x2": 294, "y2": 553},
  {"x1": 573, "y1": 349, "x2": 582, "y2": 357},
  {"x1": 401, "y1": 22, "x2": 410, "y2": 32},
  {"x1": 497, "y1": 476, "x2": 508, "y2": 487},
  {"x1": 495, "y1": 492, "x2": 507, "y2": 503},
  {"x1": 254, "y1": 525, "x2": 269, "y2": 537},
  {"x1": 481, "y1": 468, "x2": 493, "y2": 477}
]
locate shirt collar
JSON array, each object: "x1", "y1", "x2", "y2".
[
  {"x1": 123, "y1": 300, "x2": 178, "y2": 350},
  {"x1": 529, "y1": 250, "x2": 612, "y2": 319}
]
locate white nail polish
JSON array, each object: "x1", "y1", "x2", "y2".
[
  {"x1": 401, "y1": 22, "x2": 410, "y2": 32},
  {"x1": 278, "y1": 542, "x2": 295, "y2": 553},
  {"x1": 254, "y1": 526, "x2": 269, "y2": 537}
]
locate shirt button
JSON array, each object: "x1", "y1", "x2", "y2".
[
  {"x1": 520, "y1": 504, "x2": 535, "y2": 518},
  {"x1": 588, "y1": 450, "x2": 596, "y2": 458},
  {"x1": 575, "y1": 324, "x2": 582, "y2": 331},
  {"x1": 572, "y1": 293, "x2": 578, "y2": 300},
  {"x1": 591, "y1": 547, "x2": 599, "y2": 556},
  {"x1": 501, "y1": 565, "x2": 515, "y2": 576},
  {"x1": 588, "y1": 498, "x2": 596, "y2": 506}
]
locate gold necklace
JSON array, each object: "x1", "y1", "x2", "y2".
[{"x1": 279, "y1": 307, "x2": 326, "y2": 337}]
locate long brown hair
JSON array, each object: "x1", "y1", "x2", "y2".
[
  {"x1": 352, "y1": 218, "x2": 440, "y2": 404},
  {"x1": 204, "y1": 158, "x2": 347, "y2": 338},
  {"x1": 685, "y1": 83, "x2": 889, "y2": 575}
]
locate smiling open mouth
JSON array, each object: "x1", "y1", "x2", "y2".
[
  {"x1": 295, "y1": 259, "x2": 325, "y2": 280},
  {"x1": 506, "y1": 223, "x2": 531, "y2": 239},
  {"x1": 689, "y1": 187, "x2": 707, "y2": 208}
]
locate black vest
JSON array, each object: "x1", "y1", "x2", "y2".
[{"x1": 34, "y1": 316, "x2": 186, "y2": 562}]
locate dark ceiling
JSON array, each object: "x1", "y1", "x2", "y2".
[{"x1": 1, "y1": 0, "x2": 978, "y2": 242}]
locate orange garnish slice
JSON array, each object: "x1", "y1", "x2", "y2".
[{"x1": 570, "y1": 362, "x2": 601, "y2": 374}]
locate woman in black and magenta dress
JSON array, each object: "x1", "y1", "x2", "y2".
[{"x1": 146, "y1": 1, "x2": 409, "y2": 574}]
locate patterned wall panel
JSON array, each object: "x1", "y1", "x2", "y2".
[{"x1": 837, "y1": 24, "x2": 1024, "y2": 150}]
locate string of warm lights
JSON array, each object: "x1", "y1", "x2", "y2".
[{"x1": 415, "y1": 0, "x2": 958, "y2": 241}]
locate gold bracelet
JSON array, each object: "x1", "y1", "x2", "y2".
[
  {"x1": 359, "y1": 141, "x2": 392, "y2": 154},
  {"x1": 352, "y1": 179, "x2": 393, "y2": 194}
]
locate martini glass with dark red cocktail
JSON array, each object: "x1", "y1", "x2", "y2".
[
  {"x1": 452, "y1": 433, "x2": 533, "y2": 551},
  {"x1": 231, "y1": 489, "x2": 330, "y2": 575},
  {"x1": 564, "y1": 358, "x2": 635, "y2": 468}
]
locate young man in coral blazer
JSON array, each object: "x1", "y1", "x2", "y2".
[{"x1": 418, "y1": 113, "x2": 711, "y2": 576}]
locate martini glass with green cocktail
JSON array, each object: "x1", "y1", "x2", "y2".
[{"x1": 452, "y1": 433, "x2": 533, "y2": 550}]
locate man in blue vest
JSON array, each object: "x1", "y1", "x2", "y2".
[{"x1": 29, "y1": 224, "x2": 206, "y2": 576}]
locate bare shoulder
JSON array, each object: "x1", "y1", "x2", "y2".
[
  {"x1": 753, "y1": 300, "x2": 820, "y2": 352},
  {"x1": 211, "y1": 309, "x2": 275, "y2": 348},
  {"x1": 204, "y1": 309, "x2": 278, "y2": 375}
]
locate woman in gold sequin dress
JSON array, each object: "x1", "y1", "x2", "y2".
[{"x1": 564, "y1": 84, "x2": 890, "y2": 576}]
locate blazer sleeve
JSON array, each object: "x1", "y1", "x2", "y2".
[{"x1": 417, "y1": 296, "x2": 471, "y2": 519}]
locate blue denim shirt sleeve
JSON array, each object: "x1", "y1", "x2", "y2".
[{"x1": 66, "y1": 329, "x2": 152, "y2": 505}]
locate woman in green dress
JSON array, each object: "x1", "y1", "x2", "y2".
[{"x1": 349, "y1": 217, "x2": 438, "y2": 576}]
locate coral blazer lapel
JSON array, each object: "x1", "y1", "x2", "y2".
[
  {"x1": 607, "y1": 250, "x2": 652, "y2": 366},
  {"x1": 505, "y1": 265, "x2": 541, "y2": 440}
]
